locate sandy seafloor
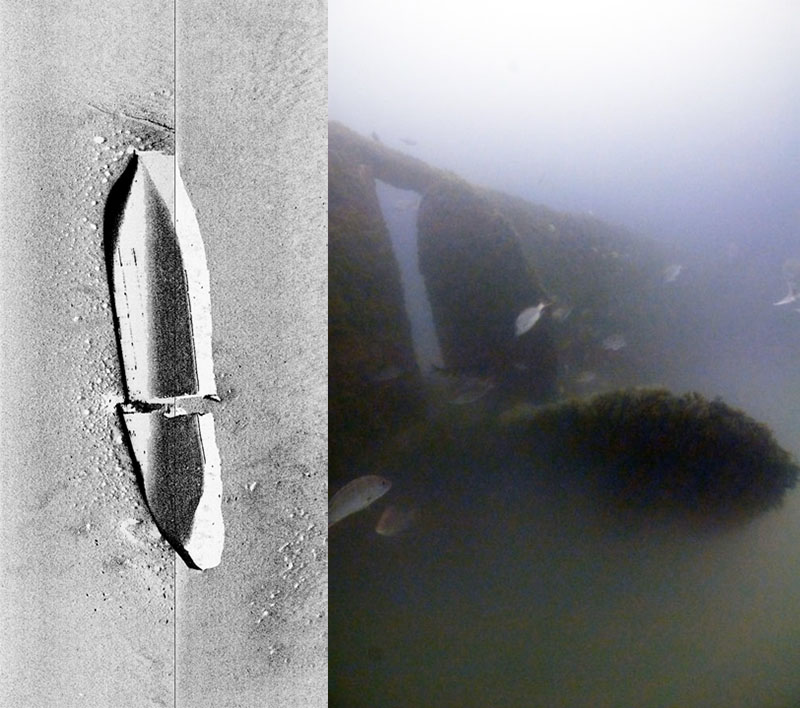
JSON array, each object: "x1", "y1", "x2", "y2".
[{"x1": 0, "y1": 2, "x2": 327, "y2": 706}]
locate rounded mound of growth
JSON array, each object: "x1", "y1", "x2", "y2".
[{"x1": 526, "y1": 388, "x2": 799, "y2": 517}]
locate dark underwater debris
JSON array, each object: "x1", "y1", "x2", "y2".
[{"x1": 519, "y1": 388, "x2": 799, "y2": 518}]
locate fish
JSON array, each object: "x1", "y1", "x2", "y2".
[
  {"x1": 551, "y1": 304, "x2": 573, "y2": 322},
  {"x1": 375, "y1": 504, "x2": 418, "y2": 536},
  {"x1": 773, "y1": 284, "x2": 798, "y2": 306},
  {"x1": 575, "y1": 371, "x2": 597, "y2": 384},
  {"x1": 663, "y1": 264, "x2": 683, "y2": 283},
  {"x1": 450, "y1": 377, "x2": 495, "y2": 405},
  {"x1": 399, "y1": 137, "x2": 417, "y2": 146},
  {"x1": 602, "y1": 333, "x2": 627, "y2": 351},
  {"x1": 515, "y1": 302, "x2": 548, "y2": 336},
  {"x1": 329, "y1": 475, "x2": 392, "y2": 528}
]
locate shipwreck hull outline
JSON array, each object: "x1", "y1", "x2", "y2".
[{"x1": 104, "y1": 150, "x2": 224, "y2": 570}]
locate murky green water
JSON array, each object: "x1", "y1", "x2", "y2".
[{"x1": 331, "y1": 420, "x2": 800, "y2": 707}]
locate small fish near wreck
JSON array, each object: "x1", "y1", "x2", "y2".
[
  {"x1": 775, "y1": 259, "x2": 800, "y2": 306},
  {"x1": 773, "y1": 284, "x2": 798, "y2": 306},
  {"x1": 601, "y1": 333, "x2": 627, "y2": 351},
  {"x1": 663, "y1": 263, "x2": 683, "y2": 283},
  {"x1": 329, "y1": 475, "x2": 392, "y2": 528},
  {"x1": 449, "y1": 376, "x2": 495, "y2": 405},
  {"x1": 375, "y1": 504, "x2": 418, "y2": 536},
  {"x1": 515, "y1": 302, "x2": 548, "y2": 337}
]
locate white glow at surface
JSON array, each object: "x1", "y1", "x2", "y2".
[
  {"x1": 332, "y1": 1, "x2": 793, "y2": 128},
  {"x1": 330, "y1": 1, "x2": 800, "y2": 240}
]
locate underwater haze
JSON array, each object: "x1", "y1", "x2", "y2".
[
  {"x1": 331, "y1": 0, "x2": 800, "y2": 253},
  {"x1": 330, "y1": 2, "x2": 800, "y2": 707}
]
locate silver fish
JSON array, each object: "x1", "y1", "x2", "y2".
[
  {"x1": 602, "y1": 333, "x2": 627, "y2": 351},
  {"x1": 774, "y1": 283, "x2": 798, "y2": 306},
  {"x1": 329, "y1": 475, "x2": 392, "y2": 528},
  {"x1": 450, "y1": 377, "x2": 495, "y2": 405},
  {"x1": 515, "y1": 302, "x2": 548, "y2": 337},
  {"x1": 663, "y1": 264, "x2": 683, "y2": 283}
]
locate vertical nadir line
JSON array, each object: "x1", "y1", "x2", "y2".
[{"x1": 172, "y1": 3, "x2": 178, "y2": 706}]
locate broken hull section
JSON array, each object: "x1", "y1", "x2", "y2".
[
  {"x1": 121, "y1": 408, "x2": 224, "y2": 570},
  {"x1": 105, "y1": 151, "x2": 216, "y2": 403}
]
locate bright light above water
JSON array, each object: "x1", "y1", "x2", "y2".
[
  {"x1": 330, "y1": 1, "x2": 800, "y2": 243},
  {"x1": 331, "y1": 0, "x2": 793, "y2": 134}
]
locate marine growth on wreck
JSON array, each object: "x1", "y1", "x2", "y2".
[{"x1": 515, "y1": 388, "x2": 799, "y2": 517}]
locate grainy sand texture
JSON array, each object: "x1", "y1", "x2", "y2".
[{"x1": 0, "y1": 2, "x2": 327, "y2": 706}]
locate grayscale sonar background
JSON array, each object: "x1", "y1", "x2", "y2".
[{"x1": 0, "y1": 1, "x2": 327, "y2": 706}]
